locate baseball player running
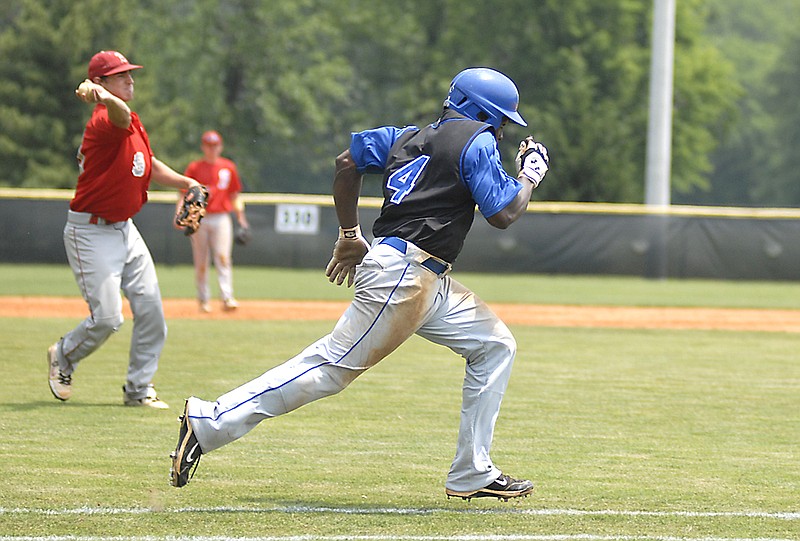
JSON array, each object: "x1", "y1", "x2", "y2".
[
  {"x1": 170, "y1": 68, "x2": 550, "y2": 500},
  {"x1": 47, "y1": 50, "x2": 204, "y2": 409}
]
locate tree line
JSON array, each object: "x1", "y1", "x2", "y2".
[{"x1": 0, "y1": 0, "x2": 797, "y2": 206}]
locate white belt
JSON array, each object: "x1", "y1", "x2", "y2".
[{"x1": 67, "y1": 210, "x2": 123, "y2": 226}]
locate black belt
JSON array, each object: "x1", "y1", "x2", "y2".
[{"x1": 379, "y1": 237, "x2": 449, "y2": 276}]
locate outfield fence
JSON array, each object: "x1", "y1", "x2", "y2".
[{"x1": 2, "y1": 188, "x2": 799, "y2": 281}]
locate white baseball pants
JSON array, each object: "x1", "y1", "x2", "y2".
[
  {"x1": 189, "y1": 212, "x2": 235, "y2": 304},
  {"x1": 55, "y1": 210, "x2": 167, "y2": 400},
  {"x1": 187, "y1": 238, "x2": 516, "y2": 492}
]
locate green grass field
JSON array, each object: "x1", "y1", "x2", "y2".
[
  {"x1": 3, "y1": 263, "x2": 800, "y2": 308},
  {"x1": 0, "y1": 265, "x2": 798, "y2": 540}
]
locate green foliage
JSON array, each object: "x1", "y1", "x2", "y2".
[
  {"x1": 683, "y1": 0, "x2": 800, "y2": 207},
  {"x1": 671, "y1": 0, "x2": 741, "y2": 196},
  {"x1": 0, "y1": 0, "x2": 78, "y2": 188},
  {"x1": 762, "y1": 27, "x2": 800, "y2": 205},
  {"x1": 0, "y1": 0, "x2": 779, "y2": 205},
  {"x1": 0, "y1": 0, "x2": 145, "y2": 188},
  {"x1": 527, "y1": 2, "x2": 651, "y2": 202}
]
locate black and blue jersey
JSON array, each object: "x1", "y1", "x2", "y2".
[{"x1": 350, "y1": 110, "x2": 521, "y2": 262}]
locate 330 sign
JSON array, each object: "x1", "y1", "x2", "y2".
[{"x1": 274, "y1": 204, "x2": 320, "y2": 235}]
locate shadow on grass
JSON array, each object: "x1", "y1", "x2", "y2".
[{"x1": 4, "y1": 400, "x2": 166, "y2": 411}]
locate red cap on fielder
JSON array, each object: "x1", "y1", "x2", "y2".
[
  {"x1": 88, "y1": 51, "x2": 142, "y2": 79},
  {"x1": 201, "y1": 131, "x2": 223, "y2": 145}
]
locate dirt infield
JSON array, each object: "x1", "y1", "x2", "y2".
[{"x1": 3, "y1": 296, "x2": 800, "y2": 332}]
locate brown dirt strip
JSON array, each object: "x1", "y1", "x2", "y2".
[{"x1": 2, "y1": 296, "x2": 800, "y2": 332}]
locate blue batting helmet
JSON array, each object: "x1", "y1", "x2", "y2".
[{"x1": 443, "y1": 68, "x2": 527, "y2": 130}]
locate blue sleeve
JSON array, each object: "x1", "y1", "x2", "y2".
[
  {"x1": 462, "y1": 131, "x2": 522, "y2": 218},
  {"x1": 350, "y1": 126, "x2": 417, "y2": 174}
]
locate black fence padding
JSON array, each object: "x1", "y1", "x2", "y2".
[{"x1": 2, "y1": 198, "x2": 799, "y2": 281}]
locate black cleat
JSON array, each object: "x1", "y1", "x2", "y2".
[
  {"x1": 446, "y1": 473, "x2": 534, "y2": 502},
  {"x1": 169, "y1": 400, "x2": 203, "y2": 487}
]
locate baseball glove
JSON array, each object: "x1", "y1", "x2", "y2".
[
  {"x1": 175, "y1": 185, "x2": 209, "y2": 236},
  {"x1": 234, "y1": 226, "x2": 252, "y2": 245},
  {"x1": 515, "y1": 136, "x2": 550, "y2": 188}
]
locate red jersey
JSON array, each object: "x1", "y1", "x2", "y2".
[
  {"x1": 71, "y1": 105, "x2": 153, "y2": 222},
  {"x1": 184, "y1": 157, "x2": 242, "y2": 214}
]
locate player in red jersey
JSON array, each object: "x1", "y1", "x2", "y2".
[
  {"x1": 182, "y1": 130, "x2": 249, "y2": 313},
  {"x1": 47, "y1": 50, "x2": 204, "y2": 409}
]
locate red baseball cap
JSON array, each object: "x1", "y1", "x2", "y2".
[
  {"x1": 88, "y1": 50, "x2": 143, "y2": 79},
  {"x1": 201, "y1": 130, "x2": 223, "y2": 145}
]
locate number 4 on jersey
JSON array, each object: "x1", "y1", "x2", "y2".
[{"x1": 386, "y1": 155, "x2": 430, "y2": 204}]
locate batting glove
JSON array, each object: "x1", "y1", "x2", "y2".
[
  {"x1": 515, "y1": 136, "x2": 550, "y2": 188},
  {"x1": 325, "y1": 225, "x2": 370, "y2": 287}
]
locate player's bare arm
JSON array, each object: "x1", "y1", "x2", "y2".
[
  {"x1": 326, "y1": 149, "x2": 370, "y2": 287},
  {"x1": 75, "y1": 78, "x2": 132, "y2": 129},
  {"x1": 487, "y1": 136, "x2": 550, "y2": 229},
  {"x1": 331, "y1": 149, "x2": 363, "y2": 228},
  {"x1": 487, "y1": 178, "x2": 536, "y2": 229},
  {"x1": 232, "y1": 195, "x2": 249, "y2": 229},
  {"x1": 151, "y1": 158, "x2": 202, "y2": 191}
]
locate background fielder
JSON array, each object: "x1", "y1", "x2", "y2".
[
  {"x1": 181, "y1": 130, "x2": 249, "y2": 313},
  {"x1": 170, "y1": 67, "x2": 550, "y2": 500}
]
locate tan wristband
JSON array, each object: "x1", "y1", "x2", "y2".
[{"x1": 339, "y1": 225, "x2": 361, "y2": 240}]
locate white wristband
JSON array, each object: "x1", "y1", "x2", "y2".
[{"x1": 339, "y1": 225, "x2": 362, "y2": 240}]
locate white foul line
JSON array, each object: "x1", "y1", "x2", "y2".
[
  {"x1": 0, "y1": 505, "x2": 798, "y2": 520},
  {"x1": 0, "y1": 535, "x2": 798, "y2": 541}
]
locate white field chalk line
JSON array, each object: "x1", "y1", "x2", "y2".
[
  {"x1": 0, "y1": 534, "x2": 793, "y2": 541},
  {"x1": 1, "y1": 506, "x2": 798, "y2": 520}
]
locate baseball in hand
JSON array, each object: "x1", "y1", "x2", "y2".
[{"x1": 76, "y1": 80, "x2": 94, "y2": 101}]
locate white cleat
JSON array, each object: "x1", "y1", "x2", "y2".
[
  {"x1": 47, "y1": 343, "x2": 71, "y2": 401},
  {"x1": 123, "y1": 384, "x2": 169, "y2": 409}
]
